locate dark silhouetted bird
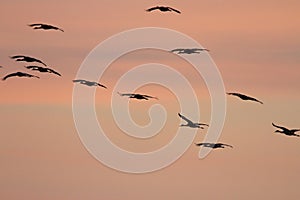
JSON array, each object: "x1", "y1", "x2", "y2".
[
  {"x1": 73, "y1": 79, "x2": 107, "y2": 88},
  {"x1": 171, "y1": 48, "x2": 209, "y2": 54},
  {"x1": 28, "y1": 23, "x2": 64, "y2": 32},
  {"x1": 25, "y1": 66, "x2": 61, "y2": 76},
  {"x1": 178, "y1": 113, "x2": 209, "y2": 129},
  {"x1": 118, "y1": 92, "x2": 158, "y2": 100},
  {"x1": 2, "y1": 72, "x2": 39, "y2": 80},
  {"x1": 195, "y1": 143, "x2": 233, "y2": 149},
  {"x1": 272, "y1": 123, "x2": 300, "y2": 137},
  {"x1": 146, "y1": 6, "x2": 181, "y2": 14},
  {"x1": 227, "y1": 92, "x2": 263, "y2": 104},
  {"x1": 10, "y1": 55, "x2": 47, "y2": 66}
]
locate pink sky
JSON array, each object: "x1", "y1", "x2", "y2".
[{"x1": 1, "y1": 0, "x2": 300, "y2": 199}]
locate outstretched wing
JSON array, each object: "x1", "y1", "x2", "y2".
[
  {"x1": 227, "y1": 92, "x2": 263, "y2": 104},
  {"x1": 97, "y1": 83, "x2": 107, "y2": 89},
  {"x1": 192, "y1": 48, "x2": 210, "y2": 52},
  {"x1": 178, "y1": 113, "x2": 193, "y2": 124},
  {"x1": 170, "y1": 48, "x2": 184, "y2": 53},
  {"x1": 290, "y1": 129, "x2": 300, "y2": 133},
  {"x1": 195, "y1": 123, "x2": 209, "y2": 126},
  {"x1": 145, "y1": 6, "x2": 159, "y2": 12},
  {"x1": 32, "y1": 58, "x2": 47, "y2": 66},
  {"x1": 28, "y1": 23, "x2": 44, "y2": 27},
  {"x1": 73, "y1": 79, "x2": 85, "y2": 83},
  {"x1": 220, "y1": 143, "x2": 233, "y2": 148},
  {"x1": 169, "y1": 7, "x2": 181, "y2": 14},
  {"x1": 117, "y1": 92, "x2": 133, "y2": 97},
  {"x1": 2, "y1": 72, "x2": 18, "y2": 80},
  {"x1": 48, "y1": 68, "x2": 62, "y2": 76},
  {"x1": 10, "y1": 55, "x2": 24, "y2": 59},
  {"x1": 194, "y1": 143, "x2": 205, "y2": 146},
  {"x1": 142, "y1": 94, "x2": 158, "y2": 100},
  {"x1": 272, "y1": 123, "x2": 289, "y2": 132}
]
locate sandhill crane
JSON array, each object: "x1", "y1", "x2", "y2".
[
  {"x1": 272, "y1": 123, "x2": 300, "y2": 137},
  {"x1": 28, "y1": 23, "x2": 64, "y2": 32},
  {"x1": 2, "y1": 72, "x2": 39, "y2": 80},
  {"x1": 227, "y1": 92, "x2": 263, "y2": 104},
  {"x1": 178, "y1": 113, "x2": 209, "y2": 129},
  {"x1": 146, "y1": 6, "x2": 181, "y2": 14},
  {"x1": 118, "y1": 92, "x2": 158, "y2": 100},
  {"x1": 73, "y1": 79, "x2": 107, "y2": 88}
]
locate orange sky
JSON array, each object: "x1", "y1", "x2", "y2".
[{"x1": 1, "y1": 0, "x2": 300, "y2": 199}]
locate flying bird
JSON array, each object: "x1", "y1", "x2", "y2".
[
  {"x1": 2, "y1": 72, "x2": 39, "y2": 80},
  {"x1": 178, "y1": 113, "x2": 209, "y2": 129},
  {"x1": 171, "y1": 48, "x2": 209, "y2": 54},
  {"x1": 25, "y1": 66, "x2": 61, "y2": 76},
  {"x1": 272, "y1": 123, "x2": 300, "y2": 137},
  {"x1": 73, "y1": 79, "x2": 107, "y2": 88},
  {"x1": 227, "y1": 92, "x2": 263, "y2": 104},
  {"x1": 10, "y1": 55, "x2": 47, "y2": 66},
  {"x1": 28, "y1": 23, "x2": 64, "y2": 32},
  {"x1": 145, "y1": 6, "x2": 181, "y2": 14},
  {"x1": 195, "y1": 143, "x2": 233, "y2": 149},
  {"x1": 117, "y1": 92, "x2": 158, "y2": 100}
]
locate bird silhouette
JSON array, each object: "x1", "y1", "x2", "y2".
[
  {"x1": 28, "y1": 23, "x2": 64, "y2": 32},
  {"x1": 171, "y1": 48, "x2": 209, "y2": 54},
  {"x1": 227, "y1": 92, "x2": 263, "y2": 104},
  {"x1": 195, "y1": 143, "x2": 233, "y2": 149},
  {"x1": 272, "y1": 123, "x2": 300, "y2": 137},
  {"x1": 10, "y1": 55, "x2": 47, "y2": 66},
  {"x1": 73, "y1": 79, "x2": 107, "y2": 88},
  {"x1": 117, "y1": 92, "x2": 158, "y2": 100},
  {"x1": 178, "y1": 113, "x2": 209, "y2": 129},
  {"x1": 25, "y1": 66, "x2": 61, "y2": 76},
  {"x1": 146, "y1": 6, "x2": 181, "y2": 14},
  {"x1": 2, "y1": 72, "x2": 39, "y2": 80}
]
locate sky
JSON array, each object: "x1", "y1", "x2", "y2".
[{"x1": 1, "y1": 0, "x2": 300, "y2": 199}]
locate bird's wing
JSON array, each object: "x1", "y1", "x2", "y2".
[
  {"x1": 220, "y1": 143, "x2": 233, "y2": 148},
  {"x1": 194, "y1": 143, "x2": 204, "y2": 146},
  {"x1": 290, "y1": 129, "x2": 300, "y2": 132},
  {"x1": 244, "y1": 95, "x2": 263, "y2": 104},
  {"x1": 226, "y1": 92, "x2": 238, "y2": 96},
  {"x1": 48, "y1": 68, "x2": 62, "y2": 76},
  {"x1": 10, "y1": 55, "x2": 24, "y2": 59},
  {"x1": 192, "y1": 48, "x2": 209, "y2": 52},
  {"x1": 272, "y1": 123, "x2": 289, "y2": 131},
  {"x1": 49, "y1": 25, "x2": 64, "y2": 32},
  {"x1": 169, "y1": 7, "x2": 181, "y2": 14},
  {"x1": 28, "y1": 23, "x2": 44, "y2": 27},
  {"x1": 195, "y1": 123, "x2": 209, "y2": 126},
  {"x1": 227, "y1": 92, "x2": 263, "y2": 104},
  {"x1": 117, "y1": 92, "x2": 132, "y2": 97},
  {"x1": 170, "y1": 48, "x2": 184, "y2": 52},
  {"x1": 25, "y1": 65, "x2": 39, "y2": 70},
  {"x1": 142, "y1": 94, "x2": 158, "y2": 99},
  {"x1": 73, "y1": 79, "x2": 84, "y2": 83},
  {"x1": 145, "y1": 6, "x2": 159, "y2": 12},
  {"x1": 26, "y1": 73, "x2": 40, "y2": 78},
  {"x1": 178, "y1": 113, "x2": 193, "y2": 124},
  {"x1": 34, "y1": 59, "x2": 47, "y2": 66},
  {"x1": 2, "y1": 73, "x2": 18, "y2": 80},
  {"x1": 97, "y1": 83, "x2": 107, "y2": 89}
]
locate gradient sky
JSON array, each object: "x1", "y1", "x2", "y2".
[{"x1": 1, "y1": 0, "x2": 300, "y2": 199}]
